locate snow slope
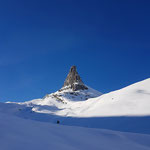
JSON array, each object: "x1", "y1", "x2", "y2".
[
  {"x1": 15, "y1": 85, "x2": 102, "y2": 115},
  {"x1": 20, "y1": 78, "x2": 150, "y2": 117},
  {"x1": 61, "y1": 78, "x2": 150, "y2": 117},
  {"x1": 0, "y1": 111, "x2": 150, "y2": 150},
  {"x1": 4, "y1": 78, "x2": 150, "y2": 134}
]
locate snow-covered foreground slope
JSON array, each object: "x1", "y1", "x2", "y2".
[
  {"x1": 0, "y1": 112, "x2": 150, "y2": 150},
  {"x1": 1, "y1": 101, "x2": 150, "y2": 134}
]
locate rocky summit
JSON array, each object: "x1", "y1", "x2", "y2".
[
  {"x1": 22, "y1": 66, "x2": 102, "y2": 104},
  {"x1": 63, "y1": 66, "x2": 88, "y2": 91}
]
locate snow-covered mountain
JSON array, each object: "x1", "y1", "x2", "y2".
[
  {"x1": 18, "y1": 65, "x2": 102, "y2": 111},
  {"x1": 1, "y1": 66, "x2": 150, "y2": 149},
  {"x1": 18, "y1": 77, "x2": 150, "y2": 118},
  {"x1": 2, "y1": 66, "x2": 149, "y2": 134},
  {"x1": 4, "y1": 66, "x2": 150, "y2": 119}
]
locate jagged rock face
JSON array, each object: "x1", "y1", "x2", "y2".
[{"x1": 63, "y1": 66, "x2": 88, "y2": 91}]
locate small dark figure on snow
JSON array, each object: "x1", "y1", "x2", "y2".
[{"x1": 57, "y1": 120, "x2": 60, "y2": 124}]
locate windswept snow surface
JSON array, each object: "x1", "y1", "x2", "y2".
[{"x1": 0, "y1": 112, "x2": 150, "y2": 150}]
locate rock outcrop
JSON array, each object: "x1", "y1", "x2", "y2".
[{"x1": 63, "y1": 66, "x2": 88, "y2": 91}]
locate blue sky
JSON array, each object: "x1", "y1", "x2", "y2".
[{"x1": 0, "y1": 0, "x2": 150, "y2": 102}]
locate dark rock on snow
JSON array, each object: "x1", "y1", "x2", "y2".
[{"x1": 63, "y1": 66, "x2": 88, "y2": 91}]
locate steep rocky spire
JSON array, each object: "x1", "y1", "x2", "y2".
[{"x1": 63, "y1": 66, "x2": 88, "y2": 91}]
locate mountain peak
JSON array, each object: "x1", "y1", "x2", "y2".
[{"x1": 63, "y1": 66, "x2": 88, "y2": 91}]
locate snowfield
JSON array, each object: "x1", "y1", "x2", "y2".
[
  {"x1": 1, "y1": 78, "x2": 150, "y2": 149},
  {"x1": 66, "y1": 78, "x2": 150, "y2": 117},
  {"x1": 18, "y1": 78, "x2": 150, "y2": 117},
  {"x1": 0, "y1": 112, "x2": 150, "y2": 150}
]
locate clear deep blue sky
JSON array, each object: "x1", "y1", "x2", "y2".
[{"x1": 0, "y1": 0, "x2": 150, "y2": 102}]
